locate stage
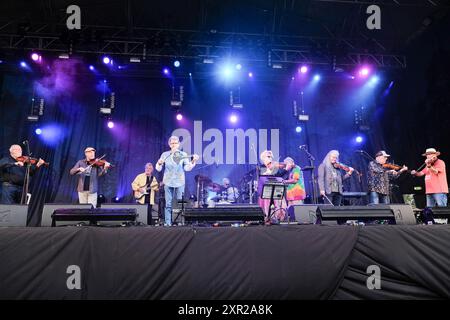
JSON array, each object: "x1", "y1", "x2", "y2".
[{"x1": 0, "y1": 224, "x2": 449, "y2": 300}]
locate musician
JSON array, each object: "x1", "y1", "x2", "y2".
[
  {"x1": 216, "y1": 178, "x2": 239, "y2": 203},
  {"x1": 411, "y1": 148, "x2": 448, "y2": 207},
  {"x1": 0, "y1": 144, "x2": 45, "y2": 204},
  {"x1": 69, "y1": 147, "x2": 111, "y2": 207},
  {"x1": 367, "y1": 150, "x2": 408, "y2": 204},
  {"x1": 156, "y1": 136, "x2": 199, "y2": 226},
  {"x1": 131, "y1": 163, "x2": 159, "y2": 225},
  {"x1": 282, "y1": 157, "x2": 306, "y2": 207},
  {"x1": 318, "y1": 150, "x2": 354, "y2": 206}
]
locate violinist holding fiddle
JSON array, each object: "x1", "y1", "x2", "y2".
[
  {"x1": 70, "y1": 147, "x2": 111, "y2": 207},
  {"x1": 0, "y1": 144, "x2": 46, "y2": 204},
  {"x1": 411, "y1": 148, "x2": 448, "y2": 207},
  {"x1": 318, "y1": 150, "x2": 354, "y2": 206},
  {"x1": 367, "y1": 150, "x2": 408, "y2": 204}
]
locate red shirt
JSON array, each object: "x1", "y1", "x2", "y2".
[{"x1": 420, "y1": 159, "x2": 448, "y2": 194}]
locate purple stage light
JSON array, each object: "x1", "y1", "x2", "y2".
[
  {"x1": 89, "y1": 65, "x2": 95, "y2": 71},
  {"x1": 248, "y1": 72, "x2": 253, "y2": 78},
  {"x1": 107, "y1": 121, "x2": 114, "y2": 129},
  {"x1": 102, "y1": 56, "x2": 111, "y2": 64},
  {"x1": 299, "y1": 66, "x2": 308, "y2": 74},
  {"x1": 174, "y1": 60, "x2": 181, "y2": 68},
  {"x1": 295, "y1": 126, "x2": 302, "y2": 133},
  {"x1": 355, "y1": 136, "x2": 363, "y2": 143},
  {"x1": 176, "y1": 113, "x2": 183, "y2": 121},
  {"x1": 229, "y1": 114, "x2": 238, "y2": 123},
  {"x1": 35, "y1": 128, "x2": 42, "y2": 135},
  {"x1": 20, "y1": 61, "x2": 27, "y2": 68},
  {"x1": 314, "y1": 74, "x2": 321, "y2": 81},
  {"x1": 359, "y1": 67, "x2": 370, "y2": 77},
  {"x1": 163, "y1": 68, "x2": 170, "y2": 75}
]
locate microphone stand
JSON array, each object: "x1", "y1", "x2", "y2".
[
  {"x1": 20, "y1": 141, "x2": 32, "y2": 205},
  {"x1": 300, "y1": 146, "x2": 318, "y2": 204}
]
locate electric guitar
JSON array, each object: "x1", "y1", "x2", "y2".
[{"x1": 134, "y1": 178, "x2": 159, "y2": 200}]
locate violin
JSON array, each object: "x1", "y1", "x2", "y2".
[
  {"x1": 382, "y1": 163, "x2": 402, "y2": 170},
  {"x1": 87, "y1": 159, "x2": 113, "y2": 168},
  {"x1": 425, "y1": 156, "x2": 438, "y2": 168},
  {"x1": 16, "y1": 156, "x2": 49, "y2": 167}
]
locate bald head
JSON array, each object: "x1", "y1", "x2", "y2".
[{"x1": 9, "y1": 145, "x2": 22, "y2": 159}]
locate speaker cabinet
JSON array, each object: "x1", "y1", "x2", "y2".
[
  {"x1": 100, "y1": 203, "x2": 151, "y2": 225},
  {"x1": 287, "y1": 204, "x2": 333, "y2": 224},
  {"x1": 0, "y1": 205, "x2": 28, "y2": 227},
  {"x1": 41, "y1": 204, "x2": 93, "y2": 226},
  {"x1": 184, "y1": 205, "x2": 264, "y2": 224}
]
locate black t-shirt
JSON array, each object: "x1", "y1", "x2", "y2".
[{"x1": 0, "y1": 155, "x2": 36, "y2": 186}]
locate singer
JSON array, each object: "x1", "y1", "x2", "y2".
[{"x1": 0, "y1": 144, "x2": 45, "y2": 204}]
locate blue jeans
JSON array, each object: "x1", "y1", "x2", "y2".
[
  {"x1": 1, "y1": 183, "x2": 22, "y2": 204},
  {"x1": 426, "y1": 193, "x2": 448, "y2": 207},
  {"x1": 164, "y1": 185, "x2": 183, "y2": 226},
  {"x1": 370, "y1": 192, "x2": 390, "y2": 204}
]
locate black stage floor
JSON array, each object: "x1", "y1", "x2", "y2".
[{"x1": 0, "y1": 224, "x2": 449, "y2": 299}]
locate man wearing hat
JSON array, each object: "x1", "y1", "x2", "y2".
[
  {"x1": 70, "y1": 147, "x2": 111, "y2": 207},
  {"x1": 367, "y1": 150, "x2": 408, "y2": 204},
  {"x1": 411, "y1": 148, "x2": 448, "y2": 207}
]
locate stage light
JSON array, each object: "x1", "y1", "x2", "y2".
[
  {"x1": 189, "y1": 73, "x2": 192, "y2": 77},
  {"x1": 58, "y1": 53, "x2": 70, "y2": 59},
  {"x1": 299, "y1": 66, "x2": 308, "y2": 74},
  {"x1": 229, "y1": 114, "x2": 238, "y2": 123},
  {"x1": 248, "y1": 72, "x2": 253, "y2": 78},
  {"x1": 355, "y1": 136, "x2": 363, "y2": 143},
  {"x1": 295, "y1": 126, "x2": 302, "y2": 133},
  {"x1": 314, "y1": 74, "x2": 321, "y2": 81},
  {"x1": 359, "y1": 67, "x2": 370, "y2": 77},
  {"x1": 20, "y1": 61, "x2": 27, "y2": 68},
  {"x1": 102, "y1": 56, "x2": 111, "y2": 64},
  {"x1": 163, "y1": 68, "x2": 170, "y2": 75},
  {"x1": 370, "y1": 75, "x2": 379, "y2": 84},
  {"x1": 235, "y1": 64, "x2": 242, "y2": 70},
  {"x1": 35, "y1": 128, "x2": 42, "y2": 135},
  {"x1": 31, "y1": 53, "x2": 41, "y2": 62},
  {"x1": 113, "y1": 196, "x2": 121, "y2": 203},
  {"x1": 89, "y1": 65, "x2": 95, "y2": 71},
  {"x1": 176, "y1": 113, "x2": 183, "y2": 121},
  {"x1": 107, "y1": 121, "x2": 114, "y2": 129},
  {"x1": 174, "y1": 60, "x2": 181, "y2": 68},
  {"x1": 222, "y1": 66, "x2": 233, "y2": 78},
  {"x1": 291, "y1": 77, "x2": 295, "y2": 80},
  {"x1": 130, "y1": 57, "x2": 141, "y2": 63}
]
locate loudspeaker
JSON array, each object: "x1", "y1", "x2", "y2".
[
  {"x1": 287, "y1": 204, "x2": 333, "y2": 224},
  {"x1": 184, "y1": 204, "x2": 264, "y2": 224},
  {"x1": 422, "y1": 207, "x2": 450, "y2": 224},
  {"x1": 0, "y1": 205, "x2": 28, "y2": 227},
  {"x1": 388, "y1": 204, "x2": 417, "y2": 225},
  {"x1": 317, "y1": 204, "x2": 417, "y2": 225},
  {"x1": 41, "y1": 204, "x2": 93, "y2": 226},
  {"x1": 100, "y1": 204, "x2": 150, "y2": 225},
  {"x1": 50, "y1": 208, "x2": 138, "y2": 227}
]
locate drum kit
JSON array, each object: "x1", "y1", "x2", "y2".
[{"x1": 193, "y1": 172, "x2": 253, "y2": 208}]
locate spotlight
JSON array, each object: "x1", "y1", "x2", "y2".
[
  {"x1": 163, "y1": 68, "x2": 170, "y2": 75},
  {"x1": 222, "y1": 66, "x2": 233, "y2": 78},
  {"x1": 355, "y1": 136, "x2": 363, "y2": 143},
  {"x1": 248, "y1": 72, "x2": 253, "y2": 78},
  {"x1": 20, "y1": 61, "x2": 27, "y2": 68},
  {"x1": 291, "y1": 77, "x2": 295, "y2": 80},
  {"x1": 235, "y1": 64, "x2": 242, "y2": 70},
  {"x1": 102, "y1": 56, "x2": 111, "y2": 64},
  {"x1": 359, "y1": 67, "x2": 370, "y2": 77},
  {"x1": 31, "y1": 53, "x2": 41, "y2": 62},
  {"x1": 295, "y1": 126, "x2": 302, "y2": 133},
  {"x1": 189, "y1": 73, "x2": 192, "y2": 77},
  {"x1": 176, "y1": 113, "x2": 183, "y2": 121},
  {"x1": 107, "y1": 121, "x2": 114, "y2": 129},
  {"x1": 35, "y1": 128, "x2": 42, "y2": 135},
  {"x1": 229, "y1": 114, "x2": 238, "y2": 123},
  {"x1": 370, "y1": 76, "x2": 379, "y2": 84},
  {"x1": 89, "y1": 65, "x2": 95, "y2": 71},
  {"x1": 299, "y1": 66, "x2": 308, "y2": 74},
  {"x1": 113, "y1": 196, "x2": 121, "y2": 203},
  {"x1": 314, "y1": 74, "x2": 321, "y2": 81},
  {"x1": 174, "y1": 60, "x2": 181, "y2": 68}
]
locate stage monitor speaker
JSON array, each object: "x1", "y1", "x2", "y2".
[
  {"x1": 100, "y1": 203, "x2": 150, "y2": 225},
  {"x1": 317, "y1": 204, "x2": 417, "y2": 225},
  {"x1": 422, "y1": 207, "x2": 450, "y2": 224},
  {"x1": 0, "y1": 205, "x2": 28, "y2": 227},
  {"x1": 41, "y1": 204, "x2": 93, "y2": 226},
  {"x1": 184, "y1": 204, "x2": 264, "y2": 224},
  {"x1": 50, "y1": 208, "x2": 137, "y2": 227},
  {"x1": 287, "y1": 204, "x2": 333, "y2": 224}
]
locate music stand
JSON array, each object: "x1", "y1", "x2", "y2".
[{"x1": 258, "y1": 176, "x2": 286, "y2": 222}]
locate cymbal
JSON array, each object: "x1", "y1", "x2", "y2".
[{"x1": 195, "y1": 174, "x2": 212, "y2": 184}]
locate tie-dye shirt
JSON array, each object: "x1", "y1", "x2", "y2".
[{"x1": 286, "y1": 165, "x2": 306, "y2": 201}]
